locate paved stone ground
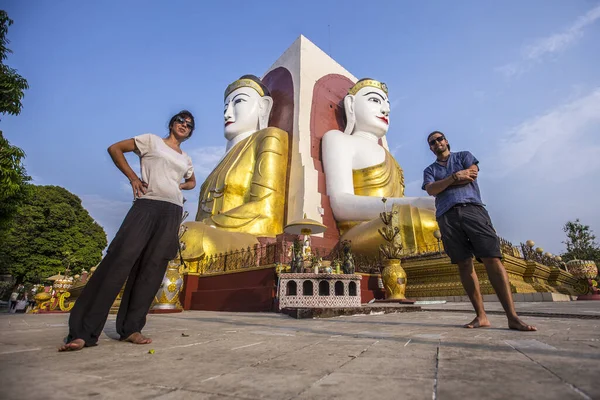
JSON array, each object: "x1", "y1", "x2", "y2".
[
  {"x1": 0, "y1": 302, "x2": 599, "y2": 400},
  {"x1": 420, "y1": 300, "x2": 600, "y2": 317}
]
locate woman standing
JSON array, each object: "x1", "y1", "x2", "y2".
[{"x1": 59, "y1": 110, "x2": 196, "y2": 351}]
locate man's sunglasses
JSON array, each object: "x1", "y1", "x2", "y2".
[
  {"x1": 175, "y1": 116, "x2": 194, "y2": 129},
  {"x1": 428, "y1": 136, "x2": 445, "y2": 146}
]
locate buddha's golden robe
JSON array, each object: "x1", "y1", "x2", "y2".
[
  {"x1": 181, "y1": 127, "x2": 289, "y2": 262},
  {"x1": 339, "y1": 150, "x2": 440, "y2": 256}
]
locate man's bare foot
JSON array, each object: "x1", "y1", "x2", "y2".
[
  {"x1": 123, "y1": 332, "x2": 152, "y2": 344},
  {"x1": 508, "y1": 317, "x2": 537, "y2": 331},
  {"x1": 58, "y1": 338, "x2": 85, "y2": 352},
  {"x1": 464, "y1": 316, "x2": 491, "y2": 329}
]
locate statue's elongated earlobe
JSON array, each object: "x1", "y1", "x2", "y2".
[
  {"x1": 343, "y1": 95, "x2": 356, "y2": 135},
  {"x1": 258, "y1": 96, "x2": 274, "y2": 130}
]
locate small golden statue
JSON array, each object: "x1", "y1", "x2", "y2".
[{"x1": 378, "y1": 198, "x2": 409, "y2": 300}]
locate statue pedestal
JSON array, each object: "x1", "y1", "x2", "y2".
[
  {"x1": 278, "y1": 273, "x2": 361, "y2": 310},
  {"x1": 577, "y1": 294, "x2": 600, "y2": 301}
]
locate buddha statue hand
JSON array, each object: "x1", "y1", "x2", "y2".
[
  {"x1": 179, "y1": 221, "x2": 259, "y2": 262},
  {"x1": 409, "y1": 196, "x2": 435, "y2": 212}
]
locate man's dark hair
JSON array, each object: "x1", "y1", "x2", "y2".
[
  {"x1": 427, "y1": 130, "x2": 450, "y2": 151},
  {"x1": 169, "y1": 110, "x2": 196, "y2": 138}
]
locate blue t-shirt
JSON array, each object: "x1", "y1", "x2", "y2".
[{"x1": 422, "y1": 151, "x2": 483, "y2": 218}]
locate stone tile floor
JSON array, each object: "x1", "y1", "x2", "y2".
[{"x1": 0, "y1": 302, "x2": 598, "y2": 400}]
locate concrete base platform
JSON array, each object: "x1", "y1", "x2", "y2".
[
  {"x1": 374, "y1": 298, "x2": 416, "y2": 304},
  {"x1": 1, "y1": 301, "x2": 598, "y2": 400},
  {"x1": 416, "y1": 292, "x2": 577, "y2": 303},
  {"x1": 281, "y1": 305, "x2": 421, "y2": 319},
  {"x1": 420, "y1": 300, "x2": 600, "y2": 319},
  {"x1": 149, "y1": 308, "x2": 184, "y2": 314}
]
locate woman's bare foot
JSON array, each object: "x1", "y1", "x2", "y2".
[
  {"x1": 508, "y1": 317, "x2": 537, "y2": 331},
  {"x1": 58, "y1": 338, "x2": 85, "y2": 352},
  {"x1": 464, "y1": 315, "x2": 491, "y2": 329},
  {"x1": 123, "y1": 332, "x2": 152, "y2": 344}
]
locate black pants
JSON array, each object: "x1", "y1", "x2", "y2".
[{"x1": 67, "y1": 199, "x2": 181, "y2": 346}]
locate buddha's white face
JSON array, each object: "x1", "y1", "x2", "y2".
[
  {"x1": 352, "y1": 86, "x2": 390, "y2": 138},
  {"x1": 223, "y1": 87, "x2": 262, "y2": 140}
]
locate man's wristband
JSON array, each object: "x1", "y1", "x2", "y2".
[{"x1": 451, "y1": 173, "x2": 458, "y2": 181}]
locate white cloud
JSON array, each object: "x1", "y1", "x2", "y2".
[
  {"x1": 473, "y1": 90, "x2": 487, "y2": 101},
  {"x1": 403, "y1": 179, "x2": 423, "y2": 197},
  {"x1": 187, "y1": 145, "x2": 225, "y2": 179},
  {"x1": 180, "y1": 146, "x2": 226, "y2": 224},
  {"x1": 120, "y1": 181, "x2": 134, "y2": 197},
  {"x1": 487, "y1": 87, "x2": 600, "y2": 180},
  {"x1": 525, "y1": 5, "x2": 600, "y2": 60},
  {"x1": 497, "y1": 4, "x2": 600, "y2": 78},
  {"x1": 494, "y1": 63, "x2": 524, "y2": 79},
  {"x1": 389, "y1": 144, "x2": 403, "y2": 159},
  {"x1": 481, "y1": 88, "x2": 600, "y2": 254},
  {"x1": 389, "y1": 96, "x2": 407, "y2": 111},
  {"x1": 183, "y1": 199, "x2": 198, "y2": 223},
  {"x1": 83, "y1": 146, "x2": 224, "y2": 243},
  {"x1": 79, "y1": 194, "x2": 132, "y2": 244}
]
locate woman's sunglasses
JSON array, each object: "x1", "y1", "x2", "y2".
[{"x1": 175, "y1": 116, "x2": 194, "y2": 129}]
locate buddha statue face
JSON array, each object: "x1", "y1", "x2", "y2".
[
  {"x1": 223, "y1": 83, "x2": 273, "y2": 141},
  {"x1": 343, "y1": 80, "x2": 391, "y2": 138}
]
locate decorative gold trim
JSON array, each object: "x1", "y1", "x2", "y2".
[
  {"x1": 225, "y1": 78, "x2": 265, "y2": 99},
  {"x1": 348, "y1": 79, "x2": 388, "y2": 96},
  {"x1": 198, "y1": 264, "x2": 276, "y2": 277},
  {"x1": 59, "y1": 292, "x2": 74, "y2": 312}
]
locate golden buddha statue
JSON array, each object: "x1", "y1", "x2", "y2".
[
  {"x1": 181, "y1": 75, "x2": 289, "y2": 262},
  {"x1": 321, "y1": 78, "x2": 439, "y2": 256}
]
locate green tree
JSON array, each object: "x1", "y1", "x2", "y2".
[
  {"x1": 1, "y1": 10, "x2": 29, "y2": 117},
  {"x1": 0, "y1": 11, "x2": 30, "y2": 227},
  {"x1": 0, "y1": 185, "x2": 107, "y2": 284},
  {"x1": 0, "y1": 130, "x2": 31, "y2": 227},
  {"x1": 561, "y1": 219, "x2": 600, "y2": 263}
]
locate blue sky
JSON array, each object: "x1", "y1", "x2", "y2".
[{"x1": 2, "y1": 1, "x2": 599, "y2": 255}]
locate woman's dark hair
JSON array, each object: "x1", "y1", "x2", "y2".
[
  {"x1": 168, "y1": 110, "x2": 196, "y2": 138},
  {"x1": 427, "y1": 130, "x2": 450, "y2": 151}
]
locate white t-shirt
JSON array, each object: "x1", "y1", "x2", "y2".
[{"x1": 134, "y1": 134, "x2": 194, "y2": 207}]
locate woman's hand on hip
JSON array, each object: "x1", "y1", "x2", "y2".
[{"x1": 130, "y1": 177, "x2": 148, "y2": 198}]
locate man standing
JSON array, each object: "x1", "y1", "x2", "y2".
[{"x1": 422, "y1": 131, "x2": 536, "y2": 331}]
